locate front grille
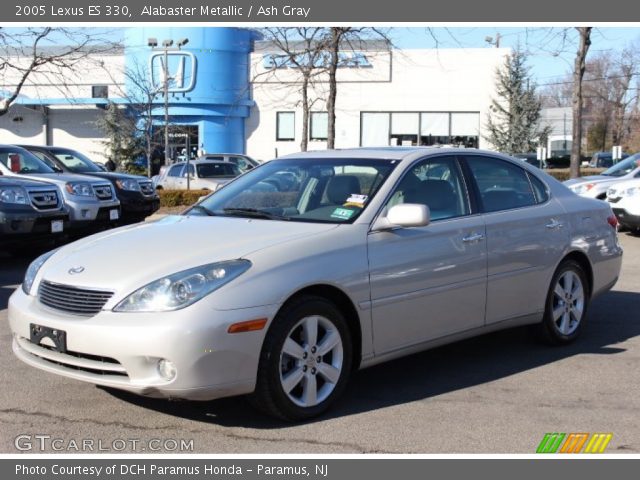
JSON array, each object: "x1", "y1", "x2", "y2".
[
  {"x1": 28, "y1": 189, "x2": 59, "y2": 210},
  {"x1": 139, "y1": 181, "x2": 154, "y2": 195},
  {"x1": 93, "y1": 184, "x2": 113, "y2": 201},
  {"x1": 608, "y1": 197, "x2": 621, "y2": 203},
  {"x1": 38, "y1": 280, "x2": 114, "y2": 316}
]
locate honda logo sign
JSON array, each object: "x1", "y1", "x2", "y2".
[{"x1": 149, "y1": 51, "x2": 196, "y2": 93}]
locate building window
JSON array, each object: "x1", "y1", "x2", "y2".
[
  {"x1": 390, "y1": 112, "x2": 419, "y2": 146},
  {"x1": 360, "y1": 111, "x2": 480, "y2": 148},
  {"x1": 450, "y1": 113, "x2": 480, "y2": 148},
  {"x1": 91, "y1": 85, "x2": 108, "y2": 99},
  {"x1": 276, "y1": 112, "x2": 295, "y2": 141},
  {"x1": 420, "y1": 112, "x2": 450, "y2": 146},
  {"x1": 361, "y1": 112, "x2": 390, "y2": 147},
  {"x1": 310, "y1": 112, "x2": 328, "y2": 141}
]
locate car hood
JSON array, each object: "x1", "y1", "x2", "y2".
[
  {"x1": 563, "y1": 175, "x2": 621, "y2": 187},
  {"x1": 17, "y1": 172, "x2": 113, "y2": 186},
  {"x1": 606, "y1": 178, "x2": 640, "y2": 193},
  {"x1": 37, "y1": 215, "x2": 338, "y2": 295},
  {"x1": 71, "y1": 172, "x2": 149, "y2": 183}
]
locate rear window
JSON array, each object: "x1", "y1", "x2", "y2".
[{"x1": 197, "y1": 163, "x2": 240, "y2": 178}]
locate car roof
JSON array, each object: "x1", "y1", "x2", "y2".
[
  {"x1": 276, "y1": 147, "x2": 500, "y2": 162},
  {"x1": 170, "y1": 159, "x2": 233, "y2": 166}
]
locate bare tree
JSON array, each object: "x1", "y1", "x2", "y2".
[
  {"x1": 0, "y1": 27, "x2": 119, "y2": 116},
  {"x1": 123, "y1": 60, "x2": 160, "y2": 178},
  {"x1": 570, "y1": 27, "x2": 592, "y2": 179},
  {"x1": 322, "y1": 28, "x2": 392, "y2": 149},
  {"x1": 259, "y1": 28, "x2": 327, "y2": 152}
]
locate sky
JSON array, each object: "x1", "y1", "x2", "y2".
[
  {"x1": 392, "y1": 27, "x2": 640, "y2": 84},
  {"x1": 5, "y1": 26, "x2": 640, "y2": 86}
]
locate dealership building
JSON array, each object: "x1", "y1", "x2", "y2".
[{"x1": 0, "y1": 27, "x2": 509, "y2": 163}]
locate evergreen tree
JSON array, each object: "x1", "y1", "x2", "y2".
[
  {"x1": 484, "y1": 49, "x2": 550, "y2": 153},
  {"x1": 95, "y1": 103, "x2": 143, "y2": 169}
]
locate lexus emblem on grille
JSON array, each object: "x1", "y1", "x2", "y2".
[{"x1": 68, "y1": 266, "x2": 85, "y2": 275}]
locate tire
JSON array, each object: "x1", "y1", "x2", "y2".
[
  {"x1": 536, "y1": 260, "x2": 590, "y2": 345},
  {"x1": 252, "y1": 295, "x2": 353, "y2": 421}
]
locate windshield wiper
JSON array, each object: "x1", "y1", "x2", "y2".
[
  {"x1": 222, "y1": 207, "x2": 289, "y2": 220},
  {"x1": 189, "y1": 205, "x2": 217, "y2": 216}
]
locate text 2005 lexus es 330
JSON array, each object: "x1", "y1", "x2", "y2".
[{"x1": 9, "y1": 148, "x2": 622, "y2": 420}]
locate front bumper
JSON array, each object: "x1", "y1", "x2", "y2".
[
  {"x1": 612, "y1": 207, "x2": 640, "y2": 229},
  {"x1": 65, "y1": 196, "x2": 120, "y2": 225},
  {"x1": 117, "y1": 190, "x2": 160, "y2": 219},
  {"x1": 0, "y1": 208, "x2": 68, "y2": 243},
  {"x1": 8, "y1": 288, "x2": 277, "y2": 400},
  {"x1": 68, "y1": 205, "x2": 122, "y2": 230}
]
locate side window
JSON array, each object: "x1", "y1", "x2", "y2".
[
  {"x1": 528, "y1": 173, "x2": 549, "y2": 204},
  {"x1": 168, "y1": 165, "x2": 183, "y2": 177},
  {"x1": 229, "y1": 156, "x2": 249, "y2": 171},
  {"x1": 386, "y1": 156, "x2": 470, "y2": 221},
  {"x1": 466, "y1": 156, "x2": 536, "y2": 212},
  {"x1": 182, "y1": 164, "x2": 195, "y2": 177}
]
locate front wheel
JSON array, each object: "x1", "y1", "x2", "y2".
[
  {"x1": 536, "y1": 260, "x2": 590, "y2": 345},
  {"x1": 252, "y1": 295, "x2": 353, "y2": 421}
]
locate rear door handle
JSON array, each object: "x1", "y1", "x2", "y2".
[{"x1": 462, "y1": 233, "x2": 485, "y2": 243}]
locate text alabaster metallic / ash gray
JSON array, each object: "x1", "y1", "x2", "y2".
[{"x1": 8, "y1": 147, "x2": 622, "y2": 419}]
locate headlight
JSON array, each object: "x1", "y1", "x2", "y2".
[
  {"x1": 625, "y1": 187, "x2": 639, "y2": 197},
  {"x1": 0, "y1": 186, "x2": 28, "y2": 204},
  {"x1": 573, "y1": 183, "x2": 595, "y2": 195},
  {"x1": 65, "y1": 182, "x2": 93, "y2": 196},
  {"x1": 114, "y1": 259, "x2": 252, "y2": 312},
  {"x1": 22, "y1": 249, "x2": 58, "y2": 295},
  {"x1": 116, "y1": 179, "x2": 141, "y2": 191}
]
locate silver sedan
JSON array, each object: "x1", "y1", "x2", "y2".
[{"x1": 9, "y1": 148, "x2": 622, "y2": 421}]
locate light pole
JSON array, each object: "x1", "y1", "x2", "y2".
[{"x1": 147, "y1": 37, "x2": 189, "y2": 168}]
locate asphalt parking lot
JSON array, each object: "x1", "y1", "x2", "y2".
[{"x1": 1, "y1": 234, "x2": 639, "y2": 454}]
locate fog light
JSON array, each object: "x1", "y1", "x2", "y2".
[{"x1": 157, "y1": 359, "x2": 177, "y2": 381}]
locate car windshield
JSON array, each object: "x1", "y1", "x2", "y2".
[
  {"x1": 0, "y1": 148, "x2": 56, "y2": 174},
  {"x1": 196, "y1": 163, "x2": 240, "y2": 178},
  {"x1": 601, "y1": 154, "x2": 640, "y2": 177},
  {"x1": 53, "y1": 149, "x2": 101, "y2": 173},
  {"x1": 191, "y1": 158, "x2": 398, "y2": 223}
]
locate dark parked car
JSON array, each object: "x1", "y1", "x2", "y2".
[
  {"x1": 589, "y1": 151, "x2": 629, "y2": 169},
  {"x1": 512, "y1": 153, "x2": 546, "y2": 169},
  {"x1": 0, "y1": 176, "x2": 68, "y2": 255},
  {"x1": 19, "y1": 146, "x2": 160, "y2": 224}
]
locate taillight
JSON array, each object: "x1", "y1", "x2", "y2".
[{"x1": 607, "y1": 215, "x2": 618, "y2": 229}]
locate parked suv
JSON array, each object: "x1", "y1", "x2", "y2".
[
  {"x1": 0, "y1": 176, "x2": 68, "y2": 254},
  {"x1": 0, "y1": 145, "x2": 120, "y2": 232},
  {"x1": 156, "y1": 160, "x2": 241, "y2": 191},
  {"x1": 197, "y1": 153, "x2": 259, "y2": 173},
  {"x1": 21, "y1": 145, "x2": 159, "y2": 224}
]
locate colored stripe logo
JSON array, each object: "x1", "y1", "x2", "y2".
[{"x1": 537, "y1": 433, "x2": 612, "y2": 453}]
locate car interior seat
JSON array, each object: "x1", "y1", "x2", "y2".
[
  {"x1": 326, "y1": 175, "x2": 361, "y2": 205},
  {"x1": 405, "y1": 179, "x2": 458, "y2": 220}
]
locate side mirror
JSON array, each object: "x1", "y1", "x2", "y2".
[{"x1": 372, "y1": 203, "x2": 430, "y2": 231}]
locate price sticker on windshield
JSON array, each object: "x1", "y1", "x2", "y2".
[{"x1": 344, "y1": 194, "x2": 368, "y2": 208}]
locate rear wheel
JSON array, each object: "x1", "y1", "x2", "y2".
[
  {"x1": 536, "y1": 260, "x2": 589, "y2": 345},
  {"x1": 252, "y1": 295, "x2": 352, "y2": 421}
]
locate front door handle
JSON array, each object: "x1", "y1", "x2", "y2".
[
  {"x1": 462, "y1": 233, "x2": 485, "y2": 243},
  {"x1": 546, "y1": 219, "x2": 564, "y2": 230}
]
